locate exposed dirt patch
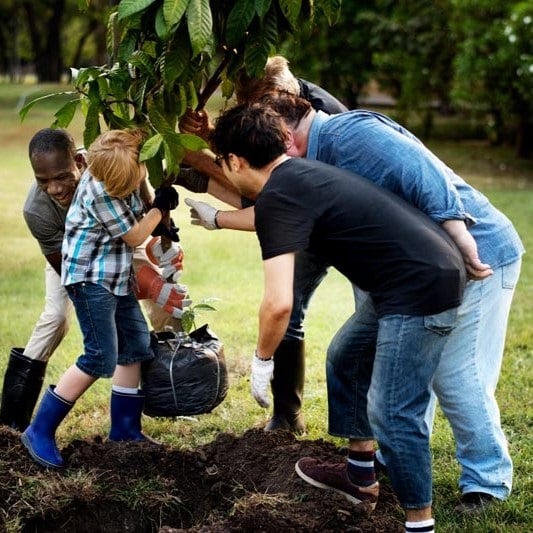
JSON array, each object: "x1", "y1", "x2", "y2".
[{"x1": 0, "y1": 426, "x2": 403, "y2": 532}]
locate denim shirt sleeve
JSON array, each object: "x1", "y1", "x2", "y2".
[{"x1": 308, "y1": 111, "x2": 473, "y2": 225}]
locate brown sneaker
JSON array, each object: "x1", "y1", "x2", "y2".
[{"x1": 295, "y1": 457, "x2": 379, "y2": 510}]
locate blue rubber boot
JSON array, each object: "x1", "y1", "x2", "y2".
[
  {"x1": 20, "y1": 386, "x2": 74, "y2": 469},
  {"x1": 108, "y1": 390, "x2": 156, "y2": 443}
]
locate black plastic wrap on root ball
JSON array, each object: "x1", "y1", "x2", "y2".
[{"x1": 141, "y1": 324, "x2": 228, "y2": 417}]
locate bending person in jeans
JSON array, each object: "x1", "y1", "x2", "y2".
[
  {"x1": 209, "y1": 102, "x2": 468, "y2": 533},
  {"x1": 192, "y1": 93, "x2": 524, "y2": 514}
]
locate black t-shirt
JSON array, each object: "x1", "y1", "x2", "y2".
[
  {"x1": 298, "y1": 79, "x2": 348, "y2": 114},
  {"x1": 255, "y1": 158, "x2": 466, "y2": 317}
]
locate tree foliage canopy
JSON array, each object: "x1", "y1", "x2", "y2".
[{"x1": 21, "y1": 0, "x2": 342, "y2": 185}]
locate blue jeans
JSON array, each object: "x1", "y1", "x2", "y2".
[
  {"x1": 327, "y1": 296, "x2": 458, "y2": 508},
  {"x1": 330, "y1": 259, "x2": 521, "y2": 501},
  {"x1": 428, "y1": 259, "x2": 521, "y2": 499},
  {"x1": 66, "y1": 282, "x2": 153, "y2": 378},
  {"x1": 286, "y1": 250, "x2": 331, "y2": 340}
]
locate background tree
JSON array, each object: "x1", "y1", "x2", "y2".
[
  {"x1": 451, "y1": 0, "x2": 533, "y2": 156},
  {"x1": 369, "y1": 0, "x2": 456, "y2": 136},
  {"x1": 279, "y1": 1, "x2": 377, "y2": 109}
]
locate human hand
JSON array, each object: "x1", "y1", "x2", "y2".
[
  {"x1": 184, "y1": 197, "x2": 219, "y2": 230},
  {"x1": 151, "y1": 218, "x2": 180, "y2": 242},
  {"x1": 250, "y1": 353, "x2": 274, "y2": 408},
  {"x1": 134, "y1": 264, "x2": 191, "y2": 318},
  {"x1": 145, "y1": 236, "x2": 184, "y2": 281},
  {"x1": 442, "y1": 219, "x2": 493, "y2": 280},
  {"x1": 179, "y1": 108, "x2": 213, "y2": 140},
  {"x1": 152, "y1": 186, "x2": 179, "y2": 214}
]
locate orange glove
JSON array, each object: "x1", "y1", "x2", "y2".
[
  {"x1": 134, "y1": 264, "x2": 191, "y2": 318},
  {"x1": 146, "y1": 236, "x2": 184, "y2": 281}
]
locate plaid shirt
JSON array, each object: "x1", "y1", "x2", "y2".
[{"x1": 61, "y1": 170, "x2": 145, "y2": 295}]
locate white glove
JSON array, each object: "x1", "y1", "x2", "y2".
[
  {"x1": 145, "y1": 236, "x2": 184, "y2": 281},
  {"x1": 184, "y1": 197, "x2": 219, "y2": 230},
  {"x1": 251, "y1": 353, "x2": 274, "y2": 408}
]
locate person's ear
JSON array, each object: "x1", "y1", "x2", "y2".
[
  {"x1": 229, "y1": 153, "x2": 244, "y2": 172},
  {"x1": 74, "y1": 152, "x2": 86, "y2": 171},
  {"x1": 285, "y1": 129, "x2": 301, "y2": 157}
]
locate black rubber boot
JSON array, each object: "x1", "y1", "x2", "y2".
[
  {"x1": 0, "y1": 348, "x2": 47, "y2": 431},
  {"x1": 264, "y1": 339, "x2": 305, "y2": 434}
]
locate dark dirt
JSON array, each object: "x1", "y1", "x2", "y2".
[{"x1": 0, "y1": 426, "x2": 404, "y2": 532}]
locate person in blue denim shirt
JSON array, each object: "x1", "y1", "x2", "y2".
[
  {"x1": 258, "y1": 93, "x2": 525, "y2": 514},
  {"x1": 188, "y1": 92, "x2": 524, "y2": 515},
  {"x1": 20, "y1": 129, "x2": 182, "y2": 469}
]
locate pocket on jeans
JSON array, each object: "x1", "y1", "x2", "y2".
[
  {"x1": 501, "y1": 261, "x2": 520, "y2": 290},
  {"x1": 423, "y1": 307, "x2": 458, "y2": 336}
]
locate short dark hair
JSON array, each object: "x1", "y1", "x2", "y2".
[
  {"x1": 28, "y1": 128, "x2": 76, "y2": 160},
  {"x1": 211, "y1": 104, "x2": 289, "y2": 169}
]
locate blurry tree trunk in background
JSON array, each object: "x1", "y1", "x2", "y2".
[{"x1": 22, "y1": 0, "x2": 66, "y2": 81}]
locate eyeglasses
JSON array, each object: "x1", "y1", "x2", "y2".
[{"x1": 214, "y1": 154, "x2": 225, "y2": 168}]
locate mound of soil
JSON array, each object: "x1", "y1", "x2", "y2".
[{"x1": 0, "y1": 426, "x2": 403, "y2": 532}]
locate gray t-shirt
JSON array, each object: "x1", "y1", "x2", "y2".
[{"x1": 23, "y1": 182, "x2": 68, "y2": 256}]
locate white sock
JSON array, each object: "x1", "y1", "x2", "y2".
[
  {"x1": 405, "y1": 518, "x2": 435, "y2": 533},
  {"x1": 112, "y1": 385, "x2": 138, "y2": 395}
]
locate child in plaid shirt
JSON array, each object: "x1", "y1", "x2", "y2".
[{"x1": 21, "y1": 129, "x2": 182, "y2": 468}]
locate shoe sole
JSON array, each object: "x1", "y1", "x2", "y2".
[
  {"x1": 21, "y1": 432, "x2": 64, "y2": 469},
  {"x1": 295, "y1": 462, "x2": 377, "y2": 510}
]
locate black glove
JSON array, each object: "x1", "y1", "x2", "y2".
[
  {"x1": 175, "y1": 166, "x2": 209, "y2": 193},
  {"x1": 151, "y1": 218, "x2": 180, "y2": 242},
  {"x1": 152, "y1": 186, "x2": 179, "y2": 214}
]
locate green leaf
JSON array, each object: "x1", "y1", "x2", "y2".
[
  {"x1": 161, "y1": 47, "x2": 187, "y2": 85},
  {"x1": 140, "y1": 133, "x2": 163, "y2": 161},
  {"x1": 318, "y1": 0, "x2": 342, "y2": 25},
  {"x1": 117, "y1": 30, "x2": 138, "y2": 63},
  {"x1": 129, "y1": 50, "x2": 157, "y2": 79},
  {"x1": 146, "y1": 156, "x2": 164, "y2": 187},
  {"x1": 155, "y1": 5, "x2": 170, "y2": 40},
  {"x1": 244, "y1": 8, "x2": 278, "y2": 77},
  {"x1": 226, "y1": 0, "x2": 258, "y2": 47},
  {"x1": 52, "y1": 100, "x2": 80, "y2": 128},
  {"x1": 187, "y1": 0, "x2": 213, "y2": 57},
  {"x1": 118, "y1": 0, "x2": 158, "y2": 20},
  {"x1": 186, "y1": 80, "x2": 199, "y2": 109},
  {"x1": 193, "y1": 303, "x2": 217, "y2": 311},
  {"x1": 254, "y1": 0, "x2": 272, "y2": 19},
  {"x1": 163, "y1": 0, "x2": 189, "y2": 27},
  {"x1": 221, "y1": 77, "x2": 235, "y2": 99},
  {"x1": 18, "y1": 92, "x2": 74, "y2": 122},
  {"x1": 178, "y1": 133, "x2": 208, "y2": 151},
  {"x1": 83, "y1": 103, "x2": 101, "y2": 148},
  {"x1": 279, "y1": 0, "x2": 301, "y2": 28},
  {"x1": 181, "y1": 309, "x2": 194, "y2": 333}
]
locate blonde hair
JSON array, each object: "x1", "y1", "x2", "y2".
[
  {"x1": 87, "y1": 129, "x2": 144, "y2": 198},
  {"x1": 234, "y1": 55, "x2": 300, "y2": 104}
]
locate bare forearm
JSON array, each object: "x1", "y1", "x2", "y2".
[
  {"x1": 216, "y1": 206, "x2": 255, "y2": 231},
  {"x1": 122, "y1": 209, "x2": 162, "y2": 248},
  {"x1": 183, "y1": 149, "x2": 240, "y2": 196},
  {"x1": 257, "y1": 301, "x2": 291, "y2": 359}
]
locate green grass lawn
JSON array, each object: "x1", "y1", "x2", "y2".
[{"x1": 0, "y1": 83, "x2": 532, "y2": 531}]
